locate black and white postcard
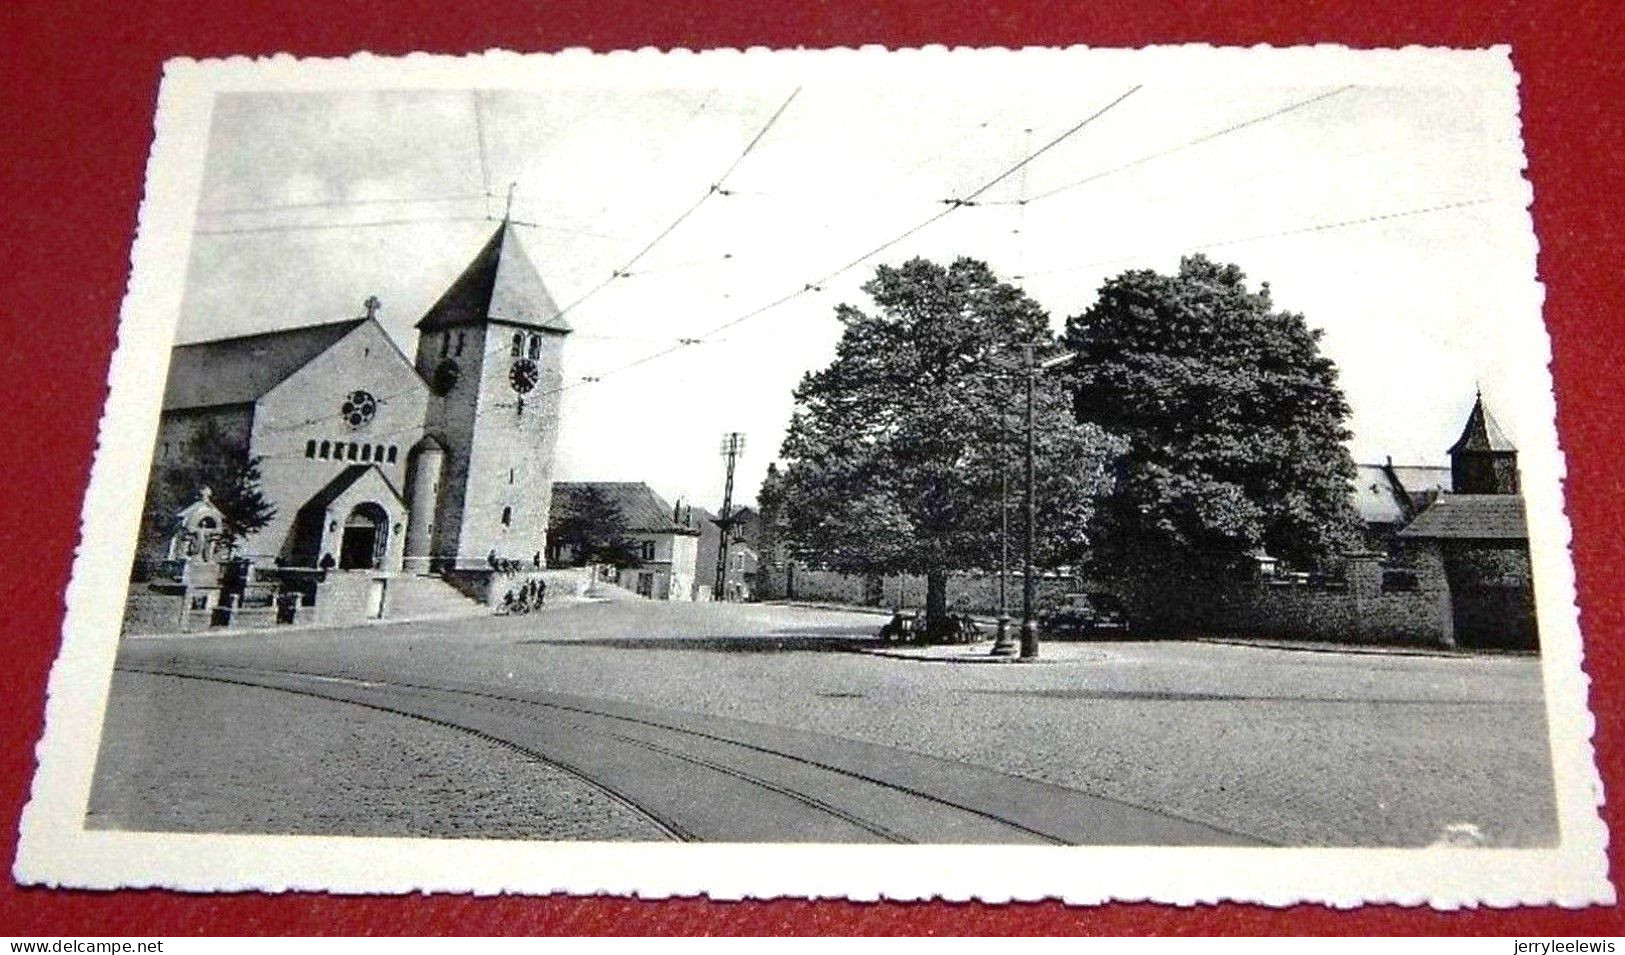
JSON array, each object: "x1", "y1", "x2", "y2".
[{"x1": 15, "y1": 45, "x2": 1610, "y2": 906}]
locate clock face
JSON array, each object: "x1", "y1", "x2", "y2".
[
  {"x1": 432, "y1": 359, "x2": 461, "y2": 396},
  {"x1": 341, "y1": 390, "x2": 377, "y2": 428},
  {"x1": 509, "y1": 358, "x2": 539, "y2": 394}
]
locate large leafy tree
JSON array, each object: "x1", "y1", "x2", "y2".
[
  {"x1": 753, "y1": 463, "x2": 790, "y2": 598},
  {"x1": 777, "y1": 257, "x2": 1119, "y2": 628},
  {"x1": 1060, "y1": 255, "x2": 1360, "y2": 569},
  {"x1": 549, "y1": 486, "x2": 641, "y2": 569},
  {"x1": 142, "y1": 417, "x2": 277, "y2": 557}
]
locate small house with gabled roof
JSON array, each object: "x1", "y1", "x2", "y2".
[{"x1": 548, "y1": 482, "x2": 701, "y2": 600}]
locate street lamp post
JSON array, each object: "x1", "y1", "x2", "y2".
[
  {"x1": 990, "y1": 394, "x2": 1015, "y2": 657},
  {"x1": 1018, "y1": 346, "x2": 1077, "y2": 660}
]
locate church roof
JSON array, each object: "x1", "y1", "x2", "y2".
[
  {"x1": 301, "y1": 464, "x2": 405, "y2": 515},
  {"x1": 550, "y1": 482, "x2": 698, "y2": 535},
  {"x1": 1449, "y1": 395, "x2": 1517, "y2": 454},
  {"x1": 416, "y1": 221, "x2": 571, "y2": 334},
  {"x1": 162, "y1": 318, "x2": 366, "y2": 411},
  {"x1": 1398, "y1": 493, "x2": 1527, "y2": 541}
]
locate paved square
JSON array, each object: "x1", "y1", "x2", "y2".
[{"x1": 93, "y1": 600, "x2": 1556, "y2": 847}]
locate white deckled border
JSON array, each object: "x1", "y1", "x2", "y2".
[{"x1": 14, "y1": 44, "x2": 1611, "y2": 907}]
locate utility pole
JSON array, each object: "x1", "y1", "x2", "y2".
[{"x1": 714, "y1": 432, "x2": 746, "y2": 601}]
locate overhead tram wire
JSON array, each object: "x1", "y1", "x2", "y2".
[
  {"x1": 194, "y1": 214, "x2": 493, "y2": 237},
  {"x1": 198, "y1": 193, "x2": 490, "y2": 216},
  {"x1": 532, "y1": 87, "x2": 804, "y2": 324},
  {"x1": 986, "y1": 85, "x2": 1355, "y2": 207},
  {"x1": 1020, "y1": 195, "x2": 1503, "y2": 278},
  {"x1": 472, "y1": 89, "x2": 494, "y2": 216},
  {"x1": 543, "y1": 84, "x2": 1142, "y2": 398}
]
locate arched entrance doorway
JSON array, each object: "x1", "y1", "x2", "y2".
[{"x1": 339, "y1": 502, "x2": 389, "y2": 570}]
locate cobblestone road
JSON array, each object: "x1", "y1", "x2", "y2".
[
  {"x1": 93, "y1": 599, "x2": 1559, "y2": 846},
  {"x1": 88, "y1": 670, "x2": 670, "y2": 840}
]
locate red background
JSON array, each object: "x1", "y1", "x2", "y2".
[{"x1": 2, "y1": 0, "x2": 1621, "y2": 936}]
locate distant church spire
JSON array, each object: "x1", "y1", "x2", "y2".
[{"x1": 1450, "y1": 392, "x2": 1519, "y2": 495}]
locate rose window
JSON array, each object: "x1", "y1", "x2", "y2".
[{"x1": 341, "y1": 390, "x2": 377, "y2": 428}]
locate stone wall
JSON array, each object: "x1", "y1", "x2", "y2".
[
  {"x1": 1113, "y1": 548, "x2": 1454, "y2": 646},
  {"x1": 769, "y1": 550, "x2": 1454, "y2": 647},
  {"x1": 775, "y1": 566, "x2": 1079, "y2": 616},
  {"x1": 312, "y1": 571, "x2": 386, "y2": 626},
  {"x1": 1206, "y1": 549, "x2": 1454, "y2": 646},
  {"x1": 122, "y1": 585, "x2": 192, "y2": 636},
  {"x1": 446, "y1": 566, "x2": 590, "y2": 607}
]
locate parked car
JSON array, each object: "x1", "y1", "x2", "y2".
[{"x1": 1039, "y1": 592, "x2": 1131, "y2": 638}]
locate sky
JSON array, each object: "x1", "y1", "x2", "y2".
[{"x1": 175, "y1": 61, "x2": 1538, "y2": 509}]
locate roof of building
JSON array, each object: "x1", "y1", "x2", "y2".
[
  {"x1": 300, "y1": 464, "x2": 406, "y2": 515},
  {"x1": 1388, "y1": 464, "x2": 1453, "y2": 495},
  {"x1": 1450, "y1": 394, "x2": 1517, "y2": 454},
  {"x1": 1352, "y1": 464, "x2": 1409, "y2": 526},
  {"x1": 1351, "y1": 463, "x2": 1452, "y2": 525},
  {"x1": 416, "y1": 220, "x2": 570, "y2": 334},
  {"x1": 162, "y1": 317, "x2": 366, "y2": 411},
  {"x1": 1397, "y1": 493, "x2": 1528, "y2": 540},
  {"x1": 550, "y1": 481, "x2": 697, "y2": 534}
]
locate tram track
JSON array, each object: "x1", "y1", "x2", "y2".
[{"x1": 119, "y1": 659, "x2": 1266, "y2": 846}]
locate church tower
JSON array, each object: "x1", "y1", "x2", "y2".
[
  {"x1": 410, "y1": 220, "x2": 571, "y2": 570},
  {"x1": 1449, "y1": 391, "x2": 1519, "y2": 495}
]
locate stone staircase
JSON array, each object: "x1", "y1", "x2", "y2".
[
  {"x1": 586, "y1": 578, "x2": 644, "y2": 601},
  {"x1": 386, "y1": 574, "x2": 487, "y2": 620}
]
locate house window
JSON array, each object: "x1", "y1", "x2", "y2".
[
  {"x1": 527, "y1": 334, "x2": 541, "y2": 360},
  {"x1": 640, "y1": 540, "x2": 656, "y2": 561},
  {"x1": 501, "y1": 506, "x2": 513, "y2": 526},
  {"x1": 386, "y1": 446, "x2": 398, "y2": 463},
  {"x1": 511, "y1": 332, "x2": 523, "y2": 357},
  {"x1": 319, "y1": 440, "x2": 331, "y2": 459},
  {"x1": 439, "y1": 332, "x2": 450, "y2": 358},
  {"x1": 455, "y1": 332, "x2": 466, "y2": 357},
  {"x1": 508, "y1": 468, "x2": 515, "y2": 484},
  {"x1": 375, "y1": 444, "x2": 386, "y2": 462},
  {"x1": 305, "y1": 439, "x2": 316, "y2": 458},
  {"x1": 360, "y1": 444, "x2": 372, "y2": 462},
  {"x1": 161, "y1": 442, "x2": 170, "y2": 460},
  {"x1": 348, "y1": 442, "x2": 359, "y2": 461}
]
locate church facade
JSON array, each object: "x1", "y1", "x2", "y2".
[{"x1": 137, "y1": 220, "x2": 569, "y2": 581}]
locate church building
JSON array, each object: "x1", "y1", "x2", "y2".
[
  {"x1": 136, "y1": 219, "x2": 569, "y2": 593},
  {"x1": 1398, "y1": 391, "x2": 1536, "y2": 649}
]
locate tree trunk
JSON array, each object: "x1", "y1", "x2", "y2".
[{"x1": 925, "y1": 570, "x2": 948, "y2": 629}]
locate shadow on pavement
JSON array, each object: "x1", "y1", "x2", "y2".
[
  {"x1": 517, "y1": 627, "x2": 887, "y2": 654},
  {"x1": 968, "y1": 687, "x2": 1540, "y2": 706}
]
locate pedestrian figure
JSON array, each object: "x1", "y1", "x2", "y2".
[{"x1": 536, "y1": 577, "x2": 547, "y2": 608}]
